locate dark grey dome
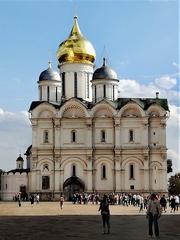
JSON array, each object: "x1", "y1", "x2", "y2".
[
  {"x1": 92, "y1": 58, "x2": 118, "y2": 80},
  {"x1": 39, "y1": 63, "x2": 60, "y2": 81},
  {"x1": 16, "y1": 155, "x2": 24, "y2": 162}
]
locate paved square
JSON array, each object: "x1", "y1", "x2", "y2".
[{"x1": 0, "y1": 202, "x2": 179, "y2": 240}]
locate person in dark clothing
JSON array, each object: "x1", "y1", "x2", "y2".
[
  {"x1": 160, "y1": 195, "x2": 167, "y2": 212},
  {"x1": 146, "y1": 193, "x2": 162, "y2": 239},
  {"x1": 98, "y1": 194, "x2": 110, "y2": 234}
]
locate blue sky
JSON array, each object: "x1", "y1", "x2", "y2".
[{"x1": 0, "y1": 0, "x2": 179, "y2": 172}]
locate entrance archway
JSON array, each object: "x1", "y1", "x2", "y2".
[{"x1": 63, "y1": 176, "x2": 85, "y2": 200}]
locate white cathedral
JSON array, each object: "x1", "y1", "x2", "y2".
[{"x1": 0, "y1": 17, "x2": 169, "y2": 200}]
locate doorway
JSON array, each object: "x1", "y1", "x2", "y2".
[{"x1": 63, "y1": 176, "x2": 85, "y2": 201}]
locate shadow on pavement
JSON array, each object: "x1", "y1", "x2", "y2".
[{"x1": 0, "y1": 215, "x2": 179, "y2": 240}]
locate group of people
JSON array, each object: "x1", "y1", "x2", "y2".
[
  {"x1": 14, "y1": 192, "x2": 40, "y2": 207},
  {"x1": 98, "y1": 193, "x2": 162, "y2": 238},
  {"x1": 69, "y1": 192, "x2": 179, "y2": 238}
]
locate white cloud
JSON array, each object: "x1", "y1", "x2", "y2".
[
  {"x1": 167, "y1": 105, "x2": 180, "y2": 173},
  {"x1": 172, "y1": 62, "x2": 180, "y2": 69},
  {"x1": 0, "y1": 108, "x2": 31, "y2": 171},
  {"x1": 155, "y1": 76, "x2": 177, "y2": 90}
]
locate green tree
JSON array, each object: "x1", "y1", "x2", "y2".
[{"x1": 168, "y1": 173, "x2": 180, "y2": 194}]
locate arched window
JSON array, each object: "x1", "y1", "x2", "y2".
[
  {"x1": 43, "y1": 164, "x2": 49, "y2": 171},
  {"x1": 74, "y1": 72, "x2": 77, "y2": 98},
  {"x1": 129, "y1": 130, "x2": 134, "y2": 142},
  {"x1": 62, "y1": 72, "x2": 66, "y2": 97},
  {"x1": 94, "y1": 85, "x2": 97, "y2": 102},
  {"x1": 103, "y1": 85, "x2": 106, "y2": 98},
  {"x1": 129, "y1": 164, "x2": 134, "y2": 179},
  {"x1": 72, "y1": 165, "x2": 76, "y2": 176},
  {"x1": 39, "y1": 86, "x2": 42, "y2": 100},
  {"x1": 102, "y1": 164, "x2": 106, "y2": 179},
  {"x1": 71, "y1": 130, "x2": 76, "y2": 143},
  {"x1": 56, "y1": 87, "x2": 58, "y2": 102},
  {"x1": 47, "y1": 86, "x2": 50, "y2": 101},
  {"x1": 42, "y1": 176, "x2": 50, "y2": 189},
  {"x1": 86, "y1": 73, "x2": 90, "y2": 98},
  {"x1": 101, "y1": 130, "x2": 106, "y2": 143},
  {"x1": 113, "y1": 85, "x2": 115, "y2": 100},
  {"x1": 44, "y1": 130, "x2": 49, "y2": 143}
]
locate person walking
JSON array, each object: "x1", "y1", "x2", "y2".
[
  {"x1": 146, "y1": 193, "x2": 162, "y2": 239},
  {"x1": 98, "y1": 194, "x2": 110, "y2": 234},
  {"x1": 18, "y1": 192, "x2": 21, "y2": 207},
  {"x1": 160, "y1": 195, "x2": 167, "y2": 212},
  {"x1": 59, "y1": 193, "x2": 64, "y2": 210}
]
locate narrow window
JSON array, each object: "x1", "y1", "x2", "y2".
[
  {"x1": 94, "y1": 85, "x2": 97, "y2": 102},
  {"x1": 101, "y1": 130, "x2": 106, "y2": 142},
  {"x1": 6, "y1": 184, "x2": 8, "y2": 189},
  {"x1": 72, "y1": 130, "x2": 76, "y2": 143},
  {"x1": 130, "y1": 164, "x2": 134, "y2": 179},
  {"x1": 129, "y1": 130, "x2": 134, "y2": 142},
  {"x1": 39, "y1": 86, "x2": 42, "y2": 100},
  {"x1": 56, "y1": 87, "x2": 58, "y2": 102},
  {"x1": 44, "y1": 131, "x2": 49, "y2": 143},
  {"x1": 47, "y1": 86, "x2": 50, "y2": 101},
  {"x1": 74, "y1": 72, "x2": 77, "y2": 98},
  {"x1": 103, "y1": 85, "x2": 106, "y2": 98},
  {"x1": 102, "y1": 165, "x2": 106, "y2": 179},
  {"x1": 155, "y1": 179, "x2": 156, "y2": 184},
  {"x1": 42, "y1": 176, "x2": 50, "y2": 189},
  {"x1": 62, "y1": 72, "x2": 65, "y2": 97},
  {"x1": 72, "y1": 165, "x2": 76, "y2": 176},
  {"x1": 113, "y1": 85, "x2": 115, "y2": 100},
  {"x1": 153, "y1": 132, "x2": 156, "y2": 135},
  {"x1": 87, "y1": 73, "x2": 90, "y2": 98}
]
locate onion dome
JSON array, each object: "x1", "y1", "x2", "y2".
[
  {"x1": 92, "y1": 58, "x2": 118, "y2": 80},
  {"x1": 57, "y1": 16, "x2": 96, "y2": 65},
  {"x1": 16, "y1": 154, "x2": 24, "y2": 162},
  {"x1": 39, "y1": 62, "x2": 60, "y2": 81}
]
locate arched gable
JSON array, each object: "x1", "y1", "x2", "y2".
[
  {"x1": 31, "y1": 103, "x2": 57, "y2": 118},
  {"x1": 150, "y1": 161, "x2": 162, "y2": 168},
  {"x1": 61, "y1": 156, "x2": 87, "y2": 169},
  {"x1": 118, "y1": 102, "x2": 145, "y2": 118},
  {"x1": 147, "y1": 104, "x2": 167, "y2": 117},
  {"x1": 36, "y1": 159, "x2": 53, "y2": 172},
  {"x1": 122, "y1": 156, "x2": 144, "y2": 169},
  {"x1": 91, "y1": 101, "x2": 116, "y2": 118},
  {"x1": 58, "y1": 99, "x2": 89, "y2": 118},
  {"x1": 94, "y1": 156, "x2": 113, "y2": 168}
]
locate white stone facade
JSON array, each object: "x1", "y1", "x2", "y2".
[{"x1": 28, "y1": 97, "x2": 168, "y2": 200}]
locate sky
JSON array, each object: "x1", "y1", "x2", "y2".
[{"x1": 0, "y1": 0, "x2": 179, "y2": 174}]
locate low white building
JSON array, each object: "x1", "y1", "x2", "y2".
[{"x1": 0, "y1": 16, "x2": 169, "y2": 200}]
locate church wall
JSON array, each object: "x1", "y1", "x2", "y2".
[
  {"x1": 95, "y1": 160, "x2": 114, "y2": 191},
  {"x1": 1, "y1": 173, "x2": 28, "y2": 200}
]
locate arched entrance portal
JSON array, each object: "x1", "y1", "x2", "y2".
[{"x1": 63, "y1": 176, "x2": 85, "y2": 201}]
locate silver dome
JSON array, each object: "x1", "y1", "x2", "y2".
[
  {"x1": 39, "y1": 63, "x2": 60, "y2": 81},
  {"x1": 92, "y1": 58, "x2": 118, "y2": 80}
]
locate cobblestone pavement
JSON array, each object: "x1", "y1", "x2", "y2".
[{"x1": 0, "y1": 202, "x2": 179, "y2": 240}]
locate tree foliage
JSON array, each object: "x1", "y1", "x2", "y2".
[{"x1": 168, "y1": 173, "x2": 180, "y2": 194}]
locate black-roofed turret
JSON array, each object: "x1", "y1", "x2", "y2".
[
  {"x1": 16, "y1": 154, "x2": 24, "y2": 169},
  {"x1": 91, "y1": 58, "x2": 119, "y2": 103},
  {"x1": 38, "y1": 61, "x2": 61, "y2": 103}
]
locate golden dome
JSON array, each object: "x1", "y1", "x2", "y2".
[{"x1": 57, "y1": 16, "x2": 96, "y2": 65}]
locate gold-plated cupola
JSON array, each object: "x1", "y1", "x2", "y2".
[{"x1": 57, "y1": 16, "x2": 96, "y2": 65}]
